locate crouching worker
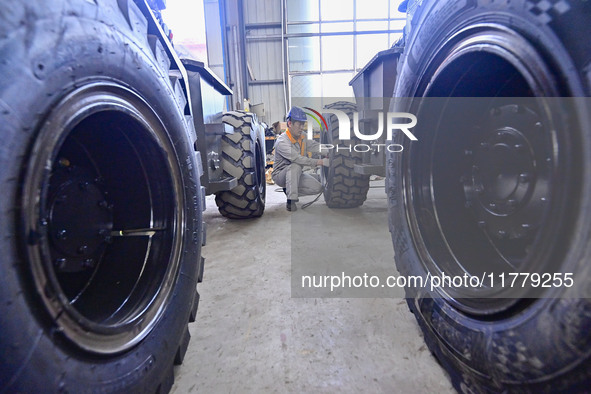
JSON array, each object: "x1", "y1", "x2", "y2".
[{"x1": 272, "y1": 106, "x2": 328, "y2": 212}]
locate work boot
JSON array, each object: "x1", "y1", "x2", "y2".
[{"x1": 286, "y1": 199, "x2": 298, "y2": 212}]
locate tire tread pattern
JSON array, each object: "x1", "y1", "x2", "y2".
[
  {"x1": 323, "y1": 101, "x2": 370, "y2": 208},
  {"x1": 215, "y1": 111, "x2": 265, "y2": 219}
]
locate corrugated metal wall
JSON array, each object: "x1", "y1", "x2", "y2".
[{"x1": 242, "y1": 0, "x2": 287, "y2": 126}]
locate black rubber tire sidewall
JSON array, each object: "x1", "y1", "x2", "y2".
[
  {"x1": 0, "y1": 1, "x2": 202, "y2": 392},
  {"x1": 389, "y1": 0, "x2": 591, "y2": 392}
]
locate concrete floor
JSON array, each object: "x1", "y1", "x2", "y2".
[{"x1": 171, "y1": 180, "x2": 454, "y2": 393}]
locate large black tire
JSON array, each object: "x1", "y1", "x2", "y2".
[
  {"x1": 215, "y1": 111, "x2": 266, "y2": 219},
  {"x1": 0, "y1": 1, "x2": 203, "y2": 392},
  {"x1": 322, "y1": 101, "x2": 370, "y2": 208},
  {"x1": 389, "y1": 0, "x2": 591, "y2": 392}
]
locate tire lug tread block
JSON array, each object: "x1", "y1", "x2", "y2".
[
  {"x1": 189, "y1": 290, "x2": 200, "y2": 322},
  {"x1": 174, "y1": 327, "x2": 191, "y2": 365},
  {"x1": 117, "y1": 0, "x2": 148, "y2": 40},
  {"x1": 198, "y1": 257, "x2": 205, "y2": 283},
  {"x1": 147, "y1": 34, "x2": 171, "y2": 76}
]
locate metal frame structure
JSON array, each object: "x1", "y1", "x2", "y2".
[
  {"x1": 283, "y1": 0, "x2": 405, "y2": 110},
  {"x1": 204, "y1": 0, "x2": 405, "y2": 125}
]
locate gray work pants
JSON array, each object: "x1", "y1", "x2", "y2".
[{"x1": 273, "y1": 164, "x2": 322, "y2": 201}]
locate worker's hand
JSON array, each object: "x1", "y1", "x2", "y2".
[
  {"x1": 316, "y1": 159, "x2": 324, "y2": 166},
  {"x1": 322, "y1": 158, "x2": 330, "y2": 167}
]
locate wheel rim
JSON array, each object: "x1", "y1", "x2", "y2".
[
  {"x1": 403, "y1": 24, "x2": 578, "y2": 314},
  {"x1": 22, "y1": 81, "x2": 184, "y2": 354}
]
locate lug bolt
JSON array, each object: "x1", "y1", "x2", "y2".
[
  {"x1": 464, "y1": 149, "x2": 473, "y2": 156},
  {"x1": 478, "y1": 221, "x2": 486, "y2": 228},
  {"x1": 98, "y1": 200, "x2": 108, "y2": 208},
  {"x1": 54, "y1": 258, "x2": 67, "y2": 270},
  {"x1": 489, "y1": 202, "x2": 497, "y2": 209},
  {"x1": 508, "y1": 199, "x2": 517, "y2": 207},
  {"x1": 78, "y1": 245, "x2": 88, "y2": 255},
  {"x1": 480, "y1": 142, "x2": 489, "y2": 149},
  {"x1": 82, "y1": 258, "x2": 94, "y2": 268},
  {"x1": 514, "y1": 144, "x2": 524, "y2": 151},
  {"x1": 521, "y1": 223, "x2": 531, "y2": 230},
  {"x1": 79, "y1": 181, "x2": 89, "y2": 190},
  {"x1": 57, "y1": 229, "x2": 67, "y2": 240},
  {"x1": 497, "y1": 230, "x2": 507, "y2": 238},
  {"x1": 39, "y1": 218, "x2": 48, "y2": 227}
]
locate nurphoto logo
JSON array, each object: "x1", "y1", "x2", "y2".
[{"x1": 302, "y1": 106, "x2": 418, "y2": 153}]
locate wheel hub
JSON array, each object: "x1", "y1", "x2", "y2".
[
  {"x1": 463, "y1": 104, "x2": 551, "y2": 240},
  {"x1": 48, "y1": 162, "x2": 113, "y2": 273}
]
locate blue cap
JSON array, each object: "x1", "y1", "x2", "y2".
[
  {"x1": 398, "y1": 0, "x2": 408, "y2": 12},
  {"x1": 287, "y1": 107, "x2": 307, "y2": 122}
]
